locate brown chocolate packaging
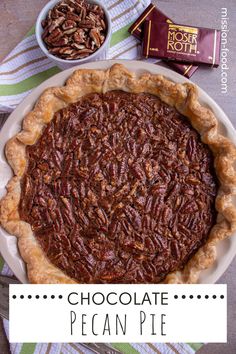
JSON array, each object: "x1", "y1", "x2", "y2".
[
  {"x1": 143, "y1": 21, "x2": 221, "y2": 67},
  {"x1": 128, "y1": 3, "x2": 198, "y2": 78}
]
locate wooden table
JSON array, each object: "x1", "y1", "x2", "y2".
[{"x1": 0, "y1": 1, "x2": 236, "y2": 353}]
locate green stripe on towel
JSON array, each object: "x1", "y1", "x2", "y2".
[
  {"x1": 20, "y1": 343, "x2": 37, "y2": 354},
  {"x1": 26, "y1": 27, "x2": 36, "y2": 38},
  {"x1": 188, "y1": 343, "x2": 204, "y2": 351},
  {"x1": 0, "y1": 67, "x2": 61, "y2": 96},
  {"x1": 0, "y1": 256, "x2": 4, "y2": 272},
  {"x1": 112, "y1": 343, "x2": 139, "y2": 354},
  {"x1": 110, "y1": 23, "x2": 133, "y2": 47}
]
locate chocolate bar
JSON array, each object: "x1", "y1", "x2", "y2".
[
  {"x1": 129, "y1": 3, "x2": 167, "y2": 40},
  {"x1": 128, "y1": 3, "x2": 198, "y2": 78},
  {"x1": 143, "y1": 21, "x2": 221, "y2": 67}
]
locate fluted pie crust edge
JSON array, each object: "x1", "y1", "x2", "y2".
[{"x1": 1, "y1": 64, "x2": 236, "y2": 284}]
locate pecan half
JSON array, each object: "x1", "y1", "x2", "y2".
[
  {"x1": 89, "y1": 28, "x2": 101, "y2": 47},
  {"x1": 62, "y1": 19, "x2": 77, "y2": 30},
  {"x1": 74, "y1": 29, "x2": 86, "y2": 43},
  {"x1": 46, "y1": 28, "x2": 63, "y2": 44}
]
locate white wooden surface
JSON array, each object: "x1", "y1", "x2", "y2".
[{"x1": 0, "y1": 1, "x2": 236, "y2": 353}]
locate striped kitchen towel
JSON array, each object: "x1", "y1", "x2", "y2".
[{"x1": 0, "y1": 0, "x2": 203, "y2": 353}]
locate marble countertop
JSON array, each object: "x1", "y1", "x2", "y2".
[{"x1": 0, "y1": 0, "x2": 235, "y2": 353}]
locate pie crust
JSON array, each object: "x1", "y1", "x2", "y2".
[{"x1": 1, "y1": 64, "x2": 236, "y2": 284}]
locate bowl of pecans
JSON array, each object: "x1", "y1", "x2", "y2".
[{"x1": 36, "y1": 0, "x2": 112, "y2": 67}]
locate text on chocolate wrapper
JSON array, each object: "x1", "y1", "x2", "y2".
[{"x1": 167, "y1": 25, "x2": 198, "y2": 55}]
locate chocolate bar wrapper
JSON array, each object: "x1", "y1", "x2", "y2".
[
  {"x1": 128, "y1": 3, "x2": 198, "y2": 77},
  {"x1": 168, "y1": 62, "x2": 198, "y2": 78},
  {"x1": 143, "y1": 21, "x2": 221, "y2": 67},
  {"x1": 128, "y1": 3, "x2": 168, "y2": 40}
]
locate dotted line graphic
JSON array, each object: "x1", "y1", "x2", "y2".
[
  {"x1": 174, "y1": 295, "x2": 224, "y2": 299},
  {"x1": 12, "y1": 294, "x2": 225, "y2": 300},
  {"x1": 12, "y1": 295, "x2": 63, "y2": 299}
]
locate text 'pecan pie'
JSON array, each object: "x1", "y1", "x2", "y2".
[{"x1": 1, "y1": 64, "x2": 236, "y2": 284}]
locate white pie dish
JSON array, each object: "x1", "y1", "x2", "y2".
[{"x1": 0, "y1": 59, "x2": 236, "y2": 284}]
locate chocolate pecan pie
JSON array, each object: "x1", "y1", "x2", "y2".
[{"x1": 1, "y1": 64, "x2": 236, "y2": 283}]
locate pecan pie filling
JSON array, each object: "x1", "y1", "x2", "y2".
[{"x1": 19, "y1": 91, "x2": 218, "y2": 283}]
